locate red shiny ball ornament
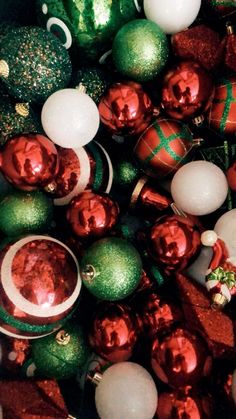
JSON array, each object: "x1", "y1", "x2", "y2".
[
  {"x1": 151, "y1": 327, "x2": 211, "y2": 388},
  {"x1": 98, "y1": 81, "x2": 154, "y2": 137},
  {"x1": 66, "y1": 190, "x2": 119, "y2": 239},
  {"x1": 148, "y1": 215, "x2": 201, "y2": 276},
  {"x1": 227, "y1": 161, "x2": 236, "y2": 191},
  {"x1": 161, "y1": 61, "x2": 214, "y2": 120},
  {"x1": 0, "y1": 134, "x2": 59, "y2": 191},
  {"x1": 0, "y1": 335, "x2": 30, "y2": 374},
  {"x1": 88, "y1": 302, "x2": 138, "y2": 363},
  {"x1": 141, "y1": 292, "x2": 183, "y2": 339}
]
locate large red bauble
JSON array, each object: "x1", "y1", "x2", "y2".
[
  {"x1": 161, "y1": 61, "x2": 214, "y2": 120},
  {"x1": 0, "y1": 235, "x2": 81, "y2": 338},
  {"x1": 66, "y1": 190, "x2": 119, "y2": 239},
  {"x1": 98, "y1": 81, "x2": 153, "y2": 137},
  {"x1": 134, "y1": 119, "x2": 194, "y2": 179},
  {"x1": 0, "y1": 134, "x2": 59, "y2": 191},
  {"x1": 88, "y1": 302, "x2": 138, "y2": 362},
  {"x1": 148, "y1": 215, "x2": 201, "y2": 276},
  {"x1": 151, "y1": 327, "x2": 211, "y2": 388}
]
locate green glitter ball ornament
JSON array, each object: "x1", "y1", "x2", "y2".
[
  {"x1": 80, "y1": 237, "x2": 143, "y2": 301},
  {"x1": 112, "y1": 19, "x2": 169, "y2": 82},
  {"x1": 113, "y1": 157, "x2": 140, "y2": 190},
  {"x1": 0, "y1": 190, "x2": 54, "y2": 236},
  {"x1": 0, "y1": 26, "x2": 72, "y2": 103},
  {"x1": 31, "y1": 322, "x2": 90, "y2": 380},
  {"x1": 72, "y1": 66, "x2": 112, "y2": 104}
]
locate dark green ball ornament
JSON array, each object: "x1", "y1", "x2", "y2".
[
  {"x1": 112, "y1": 19, "x2": 169, "y2": 82},
  {"x1": 0, "y1": 190, "x2": 54, "y2": 236},
  {"x1": 72, "y1": 66, "x2": 112, "y2": 104},
  {"x1": 113, "y1": 158, "x2": 140, "y2": 190},
  {"x1": 81, "y1": 237, "x2": 143, "y2": 300},
  {"x1": 0, "y1": 26, "x2": 72, "y2": 103},
  {"x1": 32, "y1": 322, "x2": 90, "y2": 380}
]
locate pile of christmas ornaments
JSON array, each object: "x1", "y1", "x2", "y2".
[{"x1": 2, "y1": 0, "x2": 236, "y2": 418}]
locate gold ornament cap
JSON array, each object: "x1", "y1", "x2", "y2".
[
  {"x1": 211, "y1": 293, "x2": 228, "y2": 309},
  {"x1": 0, "y1": 60, "x2": 9, "y2": 78}
]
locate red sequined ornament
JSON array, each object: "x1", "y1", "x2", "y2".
[
  {"x1": 0, "y1": 134, "x2": 59, "y2": 191},
  {"x1": 98, "y1": 81, "x2": 153, "y2": 137},
  {"x1": 134, "y1": 119, "x2": 194, "y2": 179},
  {"x1": 151, "y1": 327, "x2": 211, "y2": 388},
  {"x1": 161, "y1": 61, "x2": 214, "y2": 120},
  {"x1": 66, "y1": 190, "x2": 119, "y2": 239}
]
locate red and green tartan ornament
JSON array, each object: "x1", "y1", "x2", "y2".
[
  {"x1": 133, "y1": 119, "x2": 194, "y2": 179},
  {"x1": 208, "y1": 78, "x2": 236, "y2": 136}
]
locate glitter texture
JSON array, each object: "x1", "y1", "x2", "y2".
[
  {"x1": 72, "y1": 66, "x2": 111, "y2": 104},
  {"x1": 112, "y1": 19, "x2": 169, "y2": 82},
  {"x1": 80, "y1": 237, "x2": 142, "y2": 300},
  {"x1": 0, "y1": 26, "x2": 72, "y2": 103}
]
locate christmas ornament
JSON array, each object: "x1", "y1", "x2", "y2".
[
  {"x1": 41, "y1": 87, "x2": 100, "y2": 149},
  {"x1": 148, "y1": 214, "x2": 201, "y2": 275},
  {"x1": 151, "y1": 327, "x2": 211, "y2": 388},
  {"x1": 208, "y1": 78, "x2": 236, "y2": 136},
  {"x1": 72, "y1": 66, "x2": 112, "y2": 105},
  {"x1": 0, "y1": 134, "x2": 59, "y2": 192},
  {"x1": 98, "y1": 81, "x2": 154, "y2": 137},
  {"x1": 80, "y1": 237, "x2": 142, "y2": 300},
  {"x1": 0, "y1": 235, "x2": 81, "y2": 338},
  {"x1": 112, "y1": 19, "x2": 169, "y2": 82},
  {"x1": 32, "y1": 322, "x2": 90, "y2": 380},
  {"x1": 171, "y1": 161, "x2": 228, "y2": 216},
  {"x1": 224, "y1": 24, "x2": 236, "y2": 72},
  {"x1": 227, "y1": 160, "x2": 236, "y2": 190},
  {"x1": 0, "y1": 190, "x2": 53, "y2": 237},
  {"x1": 88, "y1": 302, "x2": 138, "y2": 362},
  {"x1": 203, "y1": 0, "x2": 236, "y2": 18},
  {"x1": 95, "y1": 362, "x2": 158, "y2": 419},
  {"x1": 0, "y1": 26, "x2": 72, "y2": 103},
  {"x1": 54, "y1": 141, "x2": 113, "y2": 206},
  {"x1": 113, "y1": 156, "x2": 140, "y2": 190},
  {"x1": 66, "y1": 190, "x2": 119, "y2": 239},
  {"x1": 36, "y1": 0, "x2": 139, "y2": 62},
  {"x1": 0, "y1": 335, "x2": 30, "y2": 374},
  {"x1": 144, "y1": 0, "x2": 201, "y2": 35},
  {"x1": 161, "y1": 61, "x2": 214, "y2": 121},
  {"x1": 172, "y1": 24, "x2": 223, "y2": 71},
  {"x1": 140, "y1": 292, "x2": 183, "y2": 339},
  {"x1": 134, "y1": 118, "x2": 194, "y2": 179},
  {"x1": 114, "y1": 213, "x2": 149, "y2": 244}
]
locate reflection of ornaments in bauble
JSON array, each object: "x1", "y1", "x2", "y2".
[
  {"x1": 0, "y1": 134, "x2": 59, "y2": 192},
  {"x1": 66, "y1": 190, "x2": 119, "y2": 239},
  {"x1": 171, "y1": 161, "x2": 228, "y2": 216},
  {"x1": 80, "y1": 237, "x2": 142, "y2": 301},
  {"x1": 0, "y1": 26, "x2": 72, "y2": 103},
  {"x1": 151, "y1": 327, "x2": 211, "y2": 388},
  {"x1": 148, "y1": 214, "x2": 201, "y2": 275},
  {"x1": 0, "y1": 235, "x2": 81, "y2": 338},
  {"x1": 161, "y1": 61, "x2": 214, "y2": 120},
  {"x1": 99, "y1": 82, "x2": 153, "y2": 137},
  {"x1": 134, "y1": 119, "x2": 194, "y2": 179},
  {"x1": 112, "y1": 19, "x2": 169, "y2": 82}
]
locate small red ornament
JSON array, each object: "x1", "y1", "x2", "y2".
[
  {"x1": 66, "y1": 190, "x2": 119, "y2": 239},
  {"x1": 98, "y1": 81, "x2": 154, "y2": 137},
  {"x1": 151, "y1": 327, "x2": 211, "y2": 388},
  {"x1": 88, "y1": 302, "x2": 138, "y2": 363},
  {"x1": 134, "y1": 119, "x2": 194, "y2": 179},
  {"x1": 161, "y1": 61, "x2": 214, "y2": 120},
  {"x1": 0, "y1": 134, "x2": 59, "y2": 191},
  {"x1": 227, "y1": 161, "x2": 236, "y2": 191},
  {"x1": 0, "y1": 335, "x2": 30, "y2": 374},
  {"x1": 148, "y1": 215, "x2": 201, "y2": 276}
]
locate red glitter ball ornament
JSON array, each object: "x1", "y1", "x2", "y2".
[
  {"x1": 0, "y1": 134, "x2": 59, "y2": 191},
  {"x1": 148, "y1": 215, "x2": 201, "y2": 276},
  {"x1": 66, "y1": 190, "x2": 119, "y2": 239},
  {"x1": 98, "y1": 81, "x2": 154, "y2": 137},
  {"x1": 134, "y1": 118, "x2": 194, "y2": 179},
  {"x1": 161, "y1": 61, "x2": 214, "y2": 120},
  {"x1": 88, "y1": 302, "x2": 138, "y2": 362},
  {"x1": 151, "y1": 327, "x2": 212, "y2": 388}
]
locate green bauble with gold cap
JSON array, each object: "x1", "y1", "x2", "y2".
[{"x1": 80, "y1": 237, "x2": 142, "y2": 300}]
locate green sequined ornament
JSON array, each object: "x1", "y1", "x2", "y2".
[
  {"x1": 72, "y1": 66, "x2": 112, "y2": 104},
  {"x1": 0, "y1": 26, "x2": 72, "y2": 103},
  {"x1": 32, "y1": 322, "x2": 90, "y2": 380},
  {"x1": 81, "y1": 237, "x2": 142, "y2": 300},
  {"x1": 112, "y1": 19, "x2": 169, "y2": 82},
  {"x1": 0, "y1": 191, "x2": 54, "y2": 236}
]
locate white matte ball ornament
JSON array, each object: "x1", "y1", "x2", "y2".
[
  {"x1": 41, "y1": 88, "x2": 100, "y2": 148},
  {"x1": 171, "y1": 161, "x2": 228, "y2": 216},
  {"x1": 95, "y1": 362, "x2": 158, "y2": 419},
  {"x1": 144, "y1": 0, "x2": 201, "y2": 34},
  {"x1": 214, "y1": 209, "x2": 236, "y2": 259}
]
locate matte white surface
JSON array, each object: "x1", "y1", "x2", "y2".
[{"x1": 214, "y1": 209, "x2": 236, "y2": 259}]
